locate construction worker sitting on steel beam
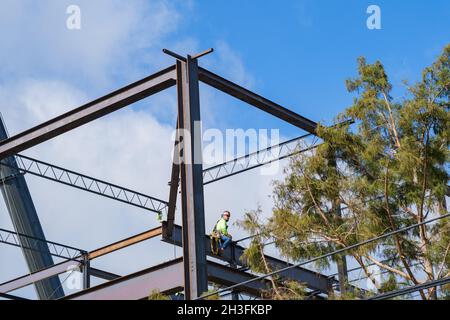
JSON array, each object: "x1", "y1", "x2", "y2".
[{"x1": 212, "y1": 210, "x2": 232, "y2": 253}]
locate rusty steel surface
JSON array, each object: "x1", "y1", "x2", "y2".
[
  {"x1": 0, "y1": 65, "x2": 176, "y2": 160},
  {"x1": 176, "y1": 58, "x2": 208, "y2": 299},
  {"x1": 198, "y1": 67, "x2": 317, "y2": 134},
  {"x1": 64, "y1": 258, "x2": 270, "y2": 300},
  {"x1": 64, "y1": 258, "x2": 184, "y2": 300},
  {"x1": 88, "y1": 227, "x2": 163, "y2": 260},
  {"x1": 0, "y1": 260, "x2": 79, "y2": 294}
]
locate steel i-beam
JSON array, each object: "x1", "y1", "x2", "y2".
[
  {"x1": 0, "y1": 116, "x2": 64, "y2": 299},
  {"x1": 0, "y1": 66, "x2": 176, "y2": 160},
  {"x1": 198, "y1": 67, "x2": 317, "y2": 134},
  {"x1": 165, "y1": 118, "x2": 181, "y2": 237},
  {"x1": 176, "y1": 57, "x2": 208, "y2": 299}
]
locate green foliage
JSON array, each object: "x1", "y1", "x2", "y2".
[
  {"x1": 237, "y1": 208, "x2": 308, "y2": 300},
  {"x1": 378, "y1": 274, "x2": 399, "y2": 293},
  {"x1": 148, "y1": 289, "x2": 171, "y2": 300},
  {"x1": 201, "y1": 288, "x2": 221, "y2": 300},
  {"x1": 241, "y1": 44, "x2": 450, "y2": 300},
  {"x1": 276, "y1": 280, "x2": 307, "y2": 300},
  {"x1": 440, "y1": 284, "x2": 450, "y2": 300},
  {"x1": 330, "y1": 288, "x2": 364, "y2": 300}
]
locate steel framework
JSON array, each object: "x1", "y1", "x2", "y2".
[
  {"x1": 1, "y1": 153, "x2": 169, "y2": 214},
  {"x1": 0, "y1": 117, "x2": 64, "y2": 299},
  {"x1": 0, "y1": 48, "x2": 365, "y2": 300}
]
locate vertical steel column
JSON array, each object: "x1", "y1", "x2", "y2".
[
  {"x1": 0, "y1": 115, "x2": 64, "y2": 299},
  {"x1": 176, "y1": 57, "x2": 208, "y2": 299},
  {"x1": 83, "y1": 254, "x2": 90, "y2": 290},
  {"x1": 230, "y1": 245, "x2": 239, "y2": 300},
  {"x1": 165, "y1": 118, "x2": 181, "y2": 238}
]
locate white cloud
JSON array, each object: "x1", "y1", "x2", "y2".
[
  {"x1": 0, "y1": 0, "x2": 180, "y2": 85},
  {"x1": 0, "y1": 1, "x2": 290, "y2": 299},
  {"x1": 0, "y1": 79, "x2": 88, "y2": 132},
  {"x1": 0, "y1": 71, "x2": 284, "y2": 298}
]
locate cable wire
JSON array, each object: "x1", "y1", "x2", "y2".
[
  {"x1": 368, "y1": 276, "x2": 450, "y2": 300},
  {"x1": 198, "y1": 212, "x2": 450, "y2": 299}
]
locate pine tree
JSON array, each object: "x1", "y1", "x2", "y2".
[{"x1": 238, "y1": 44, "x2": 450, "y2": 300}]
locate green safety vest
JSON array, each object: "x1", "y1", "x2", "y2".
[{"x1": 213, "y1": 218, "x2": 228, "y2": 236}]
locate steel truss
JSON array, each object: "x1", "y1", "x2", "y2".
[
  {"x1": 0, "y1": 226, "x2": 270, "y2": 299},
  {"x1": 0, "y1": 227, "x2": 85, "y2": 260},
  {"x1": 202, "y1": 133, "x2": 317, "y2": 185},
  {"x1": 0, "y1": 135, "x2": 318, "y2": 217},
  {"x1": 1, "y1": 154, "x2": 169, "y2": 215}
]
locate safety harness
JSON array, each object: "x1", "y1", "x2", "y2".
[{"x1": 210, "y1": 219, "x2": 222, "y2": 255}]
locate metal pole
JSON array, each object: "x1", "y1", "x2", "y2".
[
  {"x1": 176, "y1": 57, "x2": 208, "y2": 299},
  {"x1": 230, "y1": 245, "x2": 239, "y2": 300},
  {"x1": 83, "y1": 254, "x2": 90, "y2": 290}
]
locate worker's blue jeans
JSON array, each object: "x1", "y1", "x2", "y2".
[{"x1": 219, "y1": 235, "x2": 231, "y2": 250}]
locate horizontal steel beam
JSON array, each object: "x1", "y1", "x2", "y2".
[
  {"x1": 1, "y1": 229, "x2": 268, "y2": 299},
  {"x1": 88, "y1": 226, "x2": 162, "y2": 260},
  {"x1": 368, "y1": 276, "x2": 450, "y2": 300},
  {"x1": 0, "y1": 227, "x2": 162, "y2": 295},
  {"x1": 1, "y1": 225, "x2": 159, "y2": 260},
  {"x1": 1, "y1": 134, "x2": 322, "y2": 230},
  {"x1": 0, "y1": 65, "x2": 176, "y2": 160},
  {"x1": 90, "y1": 268, "x2": 121, "y2": 281},
  {"x1": 198, "y1": 67, "x2": 317, "y2": 134},
  {"x1": 162, "y1": 224, "x2": 332, "y2": 293},
  {"x1": 0, "y1": 292, "x2": 29, "y2": 300},
  {"x1": 0, "y1": 260, "x2": 79, "y2": 294},
  {"x1": 64, "y1": 258, "x2": 184, "y2": 300},
  {"x1": 1, "y1": 154, "x2": 169, "y2": 214},
  {"x1": 0, "y1": 227, "x2": 86, "y2": 261}
]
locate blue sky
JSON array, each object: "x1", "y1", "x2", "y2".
[
  {"x1": 2, "y1": 1, "x2": 449, "y2": 137},
  {"x1": 183, "y1": 0, "x2": 450, "y2": 136},
  {"x1": 0, "y1": 0, "x2": 449, "y2": 298}
]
